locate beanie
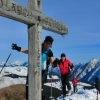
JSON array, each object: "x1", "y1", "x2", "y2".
[
  {"x1": 61, "y1": 53, "x2": 66, "y2": 57},
  {"x1": 44, "y1": 36, "x2": 54, "y2": 44}
]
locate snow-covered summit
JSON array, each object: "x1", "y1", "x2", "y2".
[{"x1": 0, "y1": 58, "x2": 100, "y2": 100}]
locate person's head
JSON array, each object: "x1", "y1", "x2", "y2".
[
  {"x1": 43, "y1": 36, "x2": 54, "y2": 49},
  {"x1": 61, "y1": 53, "x2": 66, "y2": 62}
]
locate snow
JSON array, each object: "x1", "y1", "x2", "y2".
[
  {"x1": 45, "y1": 81, "x2": 99, "y2": 100},
  {"x1": 0, "y1": 66, "x2": 27, "y2": 88},
  {"x1": 0, "y1": 66, "x2": 100, "y2": 100}
]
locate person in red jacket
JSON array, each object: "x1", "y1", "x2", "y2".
[
  {"x1": 72, "y1": 76, "x2": 79, "y2": 93},
  {"x1": 58, "y1": 53, "x2": 74, "y2": 96}
]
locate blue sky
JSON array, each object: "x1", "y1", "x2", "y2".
[{"x1": 0, "y1": 0, "x2": 100, "y2": 63}]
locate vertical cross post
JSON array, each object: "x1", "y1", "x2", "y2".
[{"x1": 28, "y1": 0, "x2": 42, "y2": 100}]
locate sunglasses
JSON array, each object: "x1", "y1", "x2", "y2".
[
  {"x1": 61, "y1": 56, "x2": 65, "y2": 58},
  {"x1": 45, "y1": 41, "x2": 51, "y2": 45}
]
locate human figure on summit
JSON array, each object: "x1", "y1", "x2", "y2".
[
  {"x1": 94, "y1": 77, "x2": 100, "y2": 91},
  {"x1": 72, "y1": 76, "x2": 79, "y2": 93},
  {"x1": 56, "y1": 53, "x2": 74, "y2": 96},
  {"x1": 11, "y1": 36, "x2": 55, "y2": 100}
]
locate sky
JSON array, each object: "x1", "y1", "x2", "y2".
[{"x1": 0, "y1": 0, "x2": 100, "y2": 63}]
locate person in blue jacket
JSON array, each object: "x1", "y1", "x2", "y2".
[{"x1": 11, "y1": 36, "x2": 55, "y2": 100}]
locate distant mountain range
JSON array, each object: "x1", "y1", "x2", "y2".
[
  {"x1": 71, "y1": 58, "x2": 100, "y2": 84},
  {"x1": 0, "y1": 58, "x2": 100, "y2": 84},
  {"x1": 0, "y1": 60, "x2": 28, "y2": 67}
]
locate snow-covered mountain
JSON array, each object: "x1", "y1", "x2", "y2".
[
  {"x1": 71, "y1": 58, "x2": 100, "y2": 84},
  {"x1": 0, "y1": 60, "x2": 28, "y2": 67},
  {"x1": 0, "y1": 58, "x2": 100, "y2": 84}
]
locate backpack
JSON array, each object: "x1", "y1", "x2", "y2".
[{"x1": 41, "y1": 49, "x2": 51, "y2": 70}]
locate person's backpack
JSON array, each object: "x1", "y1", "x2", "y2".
[{"x1": 41, "y1": 49, "x2": 51, "y2": 70}]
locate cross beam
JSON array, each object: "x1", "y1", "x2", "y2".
[{"x1": 0, "y1": 0, "x2": 68, "y2": 35}]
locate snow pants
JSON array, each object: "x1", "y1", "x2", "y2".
[
  {"x1": 26, "y1": 75, "x2": 28, "y2": 100},
  {"x1": 61, "y1": 74, "x2": 71, "y2": 95},
  {"x1": 73, "y1": 85, "x2": 78, "y2": 93},
  {"x1": 42, "y1": 70, "x2": 48, "y2": 87}
]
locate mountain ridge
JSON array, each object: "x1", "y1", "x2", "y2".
[{"x1": 0, "y1": 58, "x2": 100, "y2": 84}]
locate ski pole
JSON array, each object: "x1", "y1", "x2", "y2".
[
  {"x1": 96, "y1": 90, "x2": 98, "y2": 100},
  {"x1": 0, "y1": 50, "x2": 12, "y2": 74},
  {"x1": 50, "y1": 67, "x2": 53, "y2": 99},
  {"x1": 59, "y1": 72, "x2": 65, "y2": 100}
]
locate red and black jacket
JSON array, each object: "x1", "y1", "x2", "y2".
[
  {"x1": 72, "y1": 77, "x2": 79, "y2": 85},
  {"x1": 58, "y1": 59, "x2": 73, "y2": 75}
]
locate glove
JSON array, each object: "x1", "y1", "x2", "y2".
[
  {"x1": 11, "y1": 43, "x2": 21, "y2": 52},
  {"x1": 53, "y1": 58, "x2": 60, "y2": 67}
]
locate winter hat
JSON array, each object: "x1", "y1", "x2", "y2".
[
  {"x1": 44, "y1": 36, "x2": 54, "y2": 45},
  {"x1": 61, "y1": 53, "x2": 66, "y2": 57}
]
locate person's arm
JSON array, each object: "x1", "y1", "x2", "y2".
[
  {"x1": 48, "y1": 50, "x2": 54, "y2": 65},
  {"x1": 12, "y1": 43, "x2": 28, "y2": 54},
  {"x1": 68, "y1": 60, "x2": 74, "y2": 71},
  {"x1": 50, "y1": 57, "x2": 54, "y2": 64},
  {"x1": 72, "y1": 67, "x2": 74, "y2": 71},
  {"x1": 20, "y1": 48, "x2": 28, "y2": 54}
]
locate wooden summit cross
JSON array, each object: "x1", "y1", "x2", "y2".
[{"x1": 0, "y1": 0, "x2": 68, "y2": 100}]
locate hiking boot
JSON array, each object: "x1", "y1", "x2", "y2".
[{"x1": 67, "y1": 90, "x2": 72, "y2": 96}]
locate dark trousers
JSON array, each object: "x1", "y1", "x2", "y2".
[
  {"x1": 61, "y1": 74, "x2": 71, "y2": 95},
  {"x1": 26, "y1": 70, "x2": 48, "y2": 100},
  {"x1": 42, "y1": 70, "x2": 47, "y2": 100},
  {"x1": 73, "y1": 85, "x2": 78, "y2": 93},
  {"x1": 26, "y1": 75, "x2": 28, "y2": 100},
  {"x1": 42, "y1": 70, "x2": 48, "y2": 87}
]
